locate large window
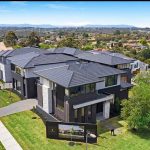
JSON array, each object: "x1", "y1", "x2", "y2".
[
  {"x1": 105, "y1": 75, "x2": 117, "y2": 87},
  {"x1": 70, "y1": 83, "x2": 95, "y2": 97},
  {"x1": 117, "y1": 64, "x2": 130, "y2": 69}
]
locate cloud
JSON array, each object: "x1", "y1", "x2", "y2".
[
  {"x1": 46, "y1": 3, "x2": 70, "y2": 9},
  {"x1": 0, "y1": 6, "x2": 11, "y2": 13},
  {"x1": 10, "y1": 1, "x2": 28, "y2": 6}
]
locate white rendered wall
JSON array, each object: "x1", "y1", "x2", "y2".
[
  {"x1": 103, "y1": 101, "x2": 110, "y2": 119},
  {"x1": 0, "y1": 62, "x2": 12, "y2": 83}
]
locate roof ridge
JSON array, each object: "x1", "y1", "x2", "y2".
[
  {"x1": 67, "y1": 71, "x2": 74, "y2": 87},
  {"x1": 24, "y1": 53, "x2": 40, "y2": 68}
]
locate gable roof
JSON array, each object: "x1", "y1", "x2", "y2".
[
  {"x1": 8, "y1": 53, "x2": 78, "y2": 69},
  {"x1": 34, "y1": 62, "x2": 125, "y2": 88}
]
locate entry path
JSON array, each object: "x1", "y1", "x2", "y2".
[
  {"x1": 0, "y1": 121, "x2": 23, "y2": 150},
  {"x1": 0, "y1": 99, "x2": 37, "y2": 117}
]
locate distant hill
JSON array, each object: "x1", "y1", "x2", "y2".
[
  {"x1": 0, "y1": 24, "x2": 137, "y2": 28},
  {"x1": 0, "y1": 24, "x2": 56, "y2": 28},
  {"x1": 84, "y1": 24, "x2": 136, "y2": 28}
]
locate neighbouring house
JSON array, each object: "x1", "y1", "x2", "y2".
[
  {"x1": 8, "y1": 52, "x2": 78, "y2": 98},
  {"x1": 0, "y1": 42, "x2": 13, "y2": 51},
  {"x1": 35, "y1": 62, "x2": 132, "y2": 123},
  {"x1": 101, "y1": 51, "x2": 149, "y2": 75},
  {"x1": 0, "y1": 47, "x2": 44, "y2": 84}
]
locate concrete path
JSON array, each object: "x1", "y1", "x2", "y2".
[
  {"x1": 0, "y1": 99, "x2": 37, "y2": 117},
  {"x1": 0, "y1": 121, "x2": 22, "y2": 150}
]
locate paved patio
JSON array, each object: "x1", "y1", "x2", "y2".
[{"x1": 0, "y1": 121, "x2": 22, "y2": 150}]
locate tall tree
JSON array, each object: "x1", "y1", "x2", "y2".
[
  {"x1": 4, "y1": 31, "x2": 18, "y2": 46},
  {"x1": 121, "y1": 71, "x2": 150, "y2": 129},
  {"x1": 27, "y1": 32, "x2": 40, "y2": 47}
]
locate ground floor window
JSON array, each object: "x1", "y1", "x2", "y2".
[{"x1": 56, "y1": 99, "x2": 64, "y2": 110}]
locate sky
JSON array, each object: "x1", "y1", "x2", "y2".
[{"x1": 0, "y1": 1, "x2": 150, "y2": 27}]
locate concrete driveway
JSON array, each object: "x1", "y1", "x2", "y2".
[{"x1": 0, "y1": 99, "x2": 37, "y2": 117}]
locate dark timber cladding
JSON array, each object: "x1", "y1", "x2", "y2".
[{"x1": 12, "y1": 70, "x2": 38, "y2": 98}]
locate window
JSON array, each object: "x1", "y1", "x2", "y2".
[
  {"x1": 121, "y1": 76, "x2": 128, "y2": 83},
  {"x1": 70, "y1": 86, "x2": 85, "y2": 97},
  {"x1": 105, "y1": 75, "x2": 117, "y2": 87},
  {"x1": 85, "y1": 84, "x2": 90, "y2": 93},
  {"x1": 87, "y1": 106, "x2": 92, "y2": 119},
  {"x1": 117, "y1": 64, "x2": 130, "y2": 69},
  {"x1": 56, "y1": 99, "x2": 64, "y2": 110},
  {"x1": 16, "y1": 80, "x2": 21, "y2": 93},
  {"x1": 70, "y1": 83, "x2": 95, "y2": 97},
  {"x1": 15, "y1": 66, "x2": 21, "y2": 75},
  {"x1": 74, "y1": 109, "x2": 78, "y2": 120}
]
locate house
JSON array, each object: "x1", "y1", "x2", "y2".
[
  {"x1": 8, "y1": 52, "x2": 78, "y2": 98},
  {"x1": 101, "y1": 51, "x2": 149, "y2": 75},
  {"x1": 35, "y1": 62, "x2": 132, "y2": 123},
  {"x1": 0, "y1": 47, "x2": 44, "y2": 84},
  {"x1": 0, "y1": 42, "x2": 13, "y2": 51}
]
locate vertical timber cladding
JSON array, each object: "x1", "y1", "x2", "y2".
[{"x1": 46, "y1": 121, "x2": 97, "y2": 143}]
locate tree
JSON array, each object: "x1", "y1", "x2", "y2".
[
  {"x1": 57, "y1": 37, "x2": 80, "y2": 48},
  {"x1": 121, "y1": 71, "x2": 150, "y2": 129},
  {"x1": 114, "y1": 30, "x2": 121, "y2": 35},
  {"x1": 139, "y1": 37, "x2": 147, "y2": 46},
  {"x1": 27, "y1": 32, "x2": 40, "y2": 47},
  {"x1": 82, "y1": 43, "x2": 94, "y2": 51},
  {"x1": 4, "y1": 31, "x2": 18, "y2": 46}
]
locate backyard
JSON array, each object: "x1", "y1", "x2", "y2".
[
  {"x1": 0, "y1": 90, "x2": 22, "y2": 108},
  {"x1": 0, "y1": 110, "x2": 150, "y2": 150}
]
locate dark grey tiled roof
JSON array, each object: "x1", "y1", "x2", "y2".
[
  {"x1": 68, "y1": 62, "x2": 125, "y2": 77},
  {"x1": 0, "y1": 47, "x2": 45, "y2": 57},
  {"x1": 97, "y1": 51, "x2": 136, "y2": 61},
  {"x1": 76, "y1": 51, "x2": 133, "y2": 65},
  {"x1": 34, "y1": 62, "x2": 125, "y2": 88},
  {"x1": 47, "y1": 47, "x2": 84, "y2": 56},
  {"x1": 8, "y1": 52, "x2": 78, "y2": 68},
  {"x1": 0, "y1": 50, "x2": 12, "y2": 57},
  {"x1": 34, "y1": 65, "x2": 101, "y2": 88}
]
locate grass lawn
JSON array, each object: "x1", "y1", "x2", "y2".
[
  {"x1": 0, "y1": 142, "x2": 5, "y2": 150},
  {"x1": 1, "y1": 111, "x2": 150, "y2": 150},
  {"x1": 0, "y1": 90, "x2": 22, "y2": 108}
]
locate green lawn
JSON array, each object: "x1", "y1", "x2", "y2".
[
  {"x1": 0, "y1": 142, "x2": 5, "y2": 150},
  {"x1": 1, "y1": 110, "x2": 150, "y2": 150},
  {"x1": 0, "y1": 90, "x2": 22, "y2": 108}
]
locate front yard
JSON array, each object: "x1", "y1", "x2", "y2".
[
  {"x1": 0, "y1": 90, "x2": 22, "y2": 108},
  {"x1": 0, "y1": 110, "x2": 150, "y2": 150}
]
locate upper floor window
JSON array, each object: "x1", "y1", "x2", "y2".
[
  {"x1": 15, "y1": 66, "x2": 22, "y2": 75},
  {"x1": 117, "y1": 64, "x2": 130, "y2": 69},
  {"x1": 69, "y1": 83, "x2": 96, "y2": 97},
  {"x1": 105, "y1": 75, "x2": 117, "y2": 87}
]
